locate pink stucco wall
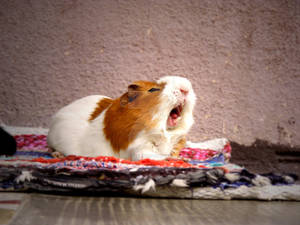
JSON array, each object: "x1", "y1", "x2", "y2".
[{"x1": 0, "y1": 0, "x2": 299, "y2": 146}]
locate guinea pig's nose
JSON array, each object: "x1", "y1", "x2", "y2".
[{"x1": 180, "y1": 89, "x2": 189, "y2": 95}]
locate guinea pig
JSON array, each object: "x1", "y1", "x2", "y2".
[{"x1": 47, "y1": 76, "x2": 196, "y2": 160}]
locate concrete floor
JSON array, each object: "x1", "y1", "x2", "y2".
[{"x1": 1, "y1": 193, "x2": 300, "y2": 225}]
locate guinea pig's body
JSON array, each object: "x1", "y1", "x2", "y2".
[{"x1": 47, "y1": 76, "x2": 196, "y2": 160}]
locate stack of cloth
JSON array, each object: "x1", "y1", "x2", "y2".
[{"x1": 0, "y1": 134, "x2": 299, "y2": 200}]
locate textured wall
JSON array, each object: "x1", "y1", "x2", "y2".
[{"x1": 0, "y1": 0, "x2": 299, "y2": 146}]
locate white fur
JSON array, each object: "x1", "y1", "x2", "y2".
[
  {"x1": 47, "y1": 76, "x2": 196, "y2": 160},
  {"x1": 48, "y1": 95, "x2": 119, "y2": 157}
]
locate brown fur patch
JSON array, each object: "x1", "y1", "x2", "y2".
[
  {"x1": 89, "y1": 98, "x2": 113, "y2": 121},
  {"x1": 171, "y1": 137, "x2": 186, "y2": 157},
  {"x1": 104, "y1": 81, "x2": 165, "y2": 153}
]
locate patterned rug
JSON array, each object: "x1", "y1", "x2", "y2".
[{"x1": 0, "y1": 134, "x2": 300, "y2": 200}]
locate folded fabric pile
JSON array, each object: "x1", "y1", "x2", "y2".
[{"x1": 0, "y1": 134, "x2": 299, "y2": 200}]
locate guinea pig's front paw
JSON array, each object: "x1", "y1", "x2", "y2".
[
  {"x1": 51, "y1": 151, "x2": 65, "y2": 159},
  {"x1": 132, "y1": 150, "x2": 168, "y2": 161},
  {"x1": 147, "y1": 154, "x2": 168, "y2": 161}
]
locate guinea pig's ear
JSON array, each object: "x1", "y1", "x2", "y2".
[
  {"x1": 127, "y1": 84, "x2": 140, "y2": 102},
  {"x1": 120, "y1": 83, "x2": 140, "y2": 105},
  {"x1": 128, "y1": 84, "x2": 139, "y2": 92}
]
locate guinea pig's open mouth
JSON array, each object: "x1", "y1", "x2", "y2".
[{"x1": 167, "y1": 104, "x2": 183, "y2": 128}]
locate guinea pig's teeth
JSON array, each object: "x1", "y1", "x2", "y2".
[
  {"x1": 176, "y1": 107, "x2": 181, "y2": 116},
  {"x1": 178, "y1": 105, "x2": 183, "y2": 114},
  {"x1": 176, "y1": 104, "x2": 183, "y2": 116}
]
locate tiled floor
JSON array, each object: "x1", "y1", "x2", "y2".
[
  {"x1": 0, "y1": 193, "x2": 25, "y2": 225},
  {"x1": 1, "y1": 192, "x2": 300, "y2": 225}
]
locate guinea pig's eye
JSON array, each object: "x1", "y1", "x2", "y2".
[{"x1": 148, "y1": 88, "x2": 160, "y2": 93}]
